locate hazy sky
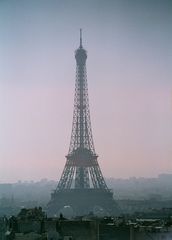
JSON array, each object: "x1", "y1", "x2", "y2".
[{"x1": 0, "y1": 0, "x2": 172, "y2": 183}]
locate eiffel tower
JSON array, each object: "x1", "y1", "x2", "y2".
[{"x1": 47, "y1": 30, "x2": 120, "y2": 216}]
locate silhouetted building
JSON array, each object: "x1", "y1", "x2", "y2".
[{"x1": 2, "y1": 210, "x2": 172, "y2": 240}]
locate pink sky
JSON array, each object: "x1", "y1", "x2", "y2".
[{"x1": 1, "y1": 83, "x2": 171, "y2": 182}]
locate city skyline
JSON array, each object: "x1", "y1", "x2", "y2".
[{"x1": 0, "y1": 0, "x2": 172, "y2": 182}]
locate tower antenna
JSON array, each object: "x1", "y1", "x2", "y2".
[{"x1": 80, "y1": 28, "x2": 82, "y2": 48}]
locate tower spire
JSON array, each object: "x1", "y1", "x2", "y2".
[{"x1": 80, "y1": 28, "x2": 82, "y2": 48}]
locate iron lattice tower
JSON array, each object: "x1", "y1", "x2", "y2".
[
  {"x1": 57, "y1": 30, "x2": 108, "y2": 191},
  {"x1": 48, "y1": 30, "x2": 120, "y2": 216}
]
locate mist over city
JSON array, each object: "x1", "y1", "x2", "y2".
[{"x1": 1, "y1": 174, "x2": 172, "y2": 206}]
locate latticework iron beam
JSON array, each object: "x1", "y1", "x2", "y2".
[{"x1": 56, "y1": 30, "x2": 108, "y2": 191}]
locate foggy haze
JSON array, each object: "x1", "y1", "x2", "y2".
[{"x1": 0, "y1": 0, "x2": 172, "y2": 182}]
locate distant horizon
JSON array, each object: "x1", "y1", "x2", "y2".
[{"x1": 1, "y1": 172, "x2": 172, "y2": 184}]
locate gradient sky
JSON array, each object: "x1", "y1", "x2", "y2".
[{"x1": 0, "y1": 0, "x2": 172, "y2": 183}]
